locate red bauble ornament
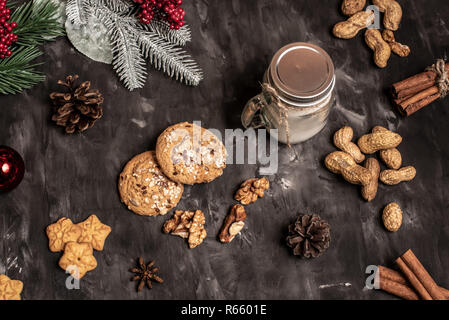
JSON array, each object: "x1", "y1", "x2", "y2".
[
  {"x1": 0, "y1": 0, "x2": 18, "y2": 59},
  {"x1": 133, "y1": 0, "x2": 186, "y2": 30},
  {"x1": 0, "y1": 146, "x2": 25, "y2": 192}
]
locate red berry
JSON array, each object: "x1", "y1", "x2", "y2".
[
  {"x1": 0, "y1": 1, "x2": 19, "y2": 60},
  {"x1": 132, "y1": 0, "x2": 186, "y2": 28}
]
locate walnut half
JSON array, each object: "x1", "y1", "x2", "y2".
[
  {"x1": 163, "y1": 210, "x2": 194, "y2": 238},
  {"x1": 234, "y1": 177, "x2": 270, "y2": 205},
  {"x1": 219, "y1": 204, "x2": 247, "y2": 243},
  {"x1": 188, "y1": 210, "x2": 207, "y2": 249},
  {"x1": 163, "y1": 210, "x2": 206, "y2": 249}
]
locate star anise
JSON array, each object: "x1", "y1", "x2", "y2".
[{"x1": 129, "y1": 257, "x2": 163, "y2": 292}]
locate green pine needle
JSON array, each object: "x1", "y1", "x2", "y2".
[
  {"x1": 0, "y1": 0, "x2": 65, "y2": 95},
  {"x1": 0, "y1": 46, "x2": 45, "y2": 95},
  {"x1": 6, "y1": 1, "x2": 18, "y2": 9},
  {"x1": 12, "y1": 0, "x2": 65, "y2": 46}
]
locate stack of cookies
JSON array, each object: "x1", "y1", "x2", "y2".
[
  {"x1": 46, "y1": 215, "x2": 112, "y2": 279},
  {"x1": 118, "y1": 122, "x2": 227, "y2": 247}
]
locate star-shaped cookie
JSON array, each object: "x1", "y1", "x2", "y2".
[
  {"x1": 46, "y1": 217, "x2": 83, "y2": 252},
  {"x1": 58, "y1": 242, "x2": 98, "y2": 279},
  {"x1": 77, "y1": 215, "x2": 111, "y2": 251},
  {"x1": 0, "y1": 275, "x2": 23, "y2": 300}
]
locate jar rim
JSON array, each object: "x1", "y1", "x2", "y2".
[
  {"x1": 267, "y1": 70, "x2": 335, "y2": 109},
  {"x1": 269, "y1": 42, "x2": 335, "y2": 105}
]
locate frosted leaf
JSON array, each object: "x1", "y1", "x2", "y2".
[{"x1": 65, "y1": 17, "x2": 113, "y2": 64}]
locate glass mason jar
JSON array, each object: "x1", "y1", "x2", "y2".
[{"x1": 241, "y1": 42, "x2": 336, "y2": 145}]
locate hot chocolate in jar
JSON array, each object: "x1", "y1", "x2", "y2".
[{"x1": 242, "y1": 42, "x2": 336, "y2": 145}]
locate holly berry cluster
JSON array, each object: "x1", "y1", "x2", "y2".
[
  {"x1": 0, "y1": 0, "x2": 18, "y2": 59},
  {"x1": 133, "y1": 0, "x2": 186, "y2": 30}
]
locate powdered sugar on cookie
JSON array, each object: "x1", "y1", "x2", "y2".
[
  {"x1": 119, "y1": 151, "x2": 184, "y2": 216},
  {"x1": 156, "y1": 122, "x2": 227, "y2": 185}
]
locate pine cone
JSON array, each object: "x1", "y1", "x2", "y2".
[
  {"x1": 50, "y1": 75, "x2": 104, "y2": 134},
  {"x1": 286, "y1": 214, "x2": 331, "y2": 259}
]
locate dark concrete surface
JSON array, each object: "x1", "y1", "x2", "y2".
[{"x1": 0, "y1": 0, "x2": 448, "y2": 300}]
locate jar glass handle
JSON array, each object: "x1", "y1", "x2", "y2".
[{"x1": 241, "y1": 94, "x2": 269, "y2": 129}]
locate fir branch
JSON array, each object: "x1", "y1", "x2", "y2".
[
  {"x1": 68, "y1": 0, "x2": 202, "y2": 90},
  {"x1": 0, "y1": 0, "x2": 64, "y2": 95},
  {"x1": 0, "y1": 46, "x2": 45, "y2": 95},
  {"x1": 99, "y1": 0, "x2": 133, "y2": 14},
  {"x1": 12, "y1": 0, "x2": 65, "y2": 46},
  {"x1": 96, "y1": 6, "x2": 147, "y2": 90},
  {"x1": 6, "y1": 0, "x2": 18, "y2": 9},
  {"x1": 145, "y1": 20, "x2": 191, "y2": 47},
  {"x1": 66, "y1": 0, "x2": 92, "y2": 25},
  {"x1": 66, "y1": 0, "x2": 132, "y2": 25},
  {"x1": 110, "y1": 22, "x2": 148, "y2": 90},
  {"x1": 136, "y1": 28, "x2": 203, "y2": 86}
]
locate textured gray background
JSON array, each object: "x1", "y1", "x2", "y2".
[{"x1": 1, "y1": 0, "x2": 449, "y2": 300}]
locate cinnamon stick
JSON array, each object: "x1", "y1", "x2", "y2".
[
  {"x1": 392, "y1": 62, "x2": 449, "y2": 99},
  {"x1": 395, "y1": 257, "x2": 432, "y2": 300},
  {"x1": 440, "y1": 286, "x2": 449, "y2": 299},
  {"x1": 396, "y1": 250, "x2": 446, "y2": 300},
  {"x1": 377, "y1": 267, "x2": 418, "y2": 300},
  {"x1": 379, "y1": 277, "x2": 419, "y2": 300},
  {"x1": 378, "y1": 266, "x2": 449, "y2": 298},
  {"x1": 396, "y1": 86, "x2": 441, "y2": 116},
  {"x1": 378, "y1": 266, "x2": 408, "y2": 285},
  {"x1": 393, "y1": 94, "x2": 414, "y2": 107},
  {"x1": 402, "y1": 94, "x2": 441, "y2": 116},
  {"x1": 399, "y1": 86, "x2": 440, "y2": 108}
]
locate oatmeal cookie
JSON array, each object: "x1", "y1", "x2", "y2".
[
  {"x1": 119, "y1": 151, "x2": 184, "y2": 216},
  {"x1": 155, "y1": 122, "x2": 227, "y2": 185}
]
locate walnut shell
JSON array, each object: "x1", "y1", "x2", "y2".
[
  {"x1": 219, "y1": 205, "x2": 247, "y2": 243},
  {"x1": 188, "y1": 210, "x2": 207, "y2": 249},
  {"x1": 382, "y1": 202, "x2": 403, "y2": 232},
  {"x1": 163, "y1": 210, "x2": 207, "y2": 249},
  {"x1": 234, "y1": 177, "x2": 269, "y2": 205},
  {"x1": 229, "y1": 222, "x2": 245, "y2": 237}
]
